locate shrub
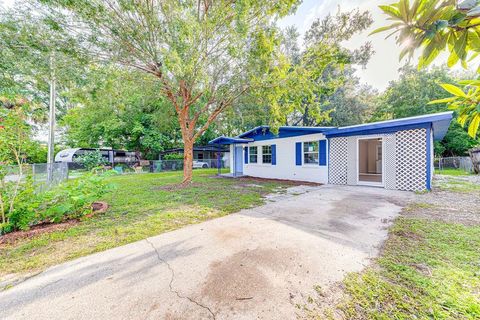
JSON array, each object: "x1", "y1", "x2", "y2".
[
  {"x1": 163, "y1": 153, "x2": 184, "y2": 160},
  {"x1": 1, "y1": 173, "x2": 114, "y2": 234}
]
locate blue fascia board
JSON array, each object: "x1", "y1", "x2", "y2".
[
  {"x1": 208, "y1": 136, "x2": 254, "y2": 145},
  {"x1": 325, "y1": 123, "x2": 431, "y2": 138},
  {"x1": 325, "y1": 112, "x2": 453, "y2": 139},
  {"x1": 237, "y1": 126, "x2": 333, "y2": 141}
]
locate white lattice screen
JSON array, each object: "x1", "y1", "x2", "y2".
[
  {"x1": 384, "y1": 134, "x2": 396, "y2": 190},
  {"x1": 329, "y1": 137, "x2": 348, "y2": 184},
  {"x1": 395, "y1": 128, "x2": 427, "y2": 191}
]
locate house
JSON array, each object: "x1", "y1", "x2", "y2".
[{"x1": 209, "y1": 112, "x2": 453, "y2": 191}]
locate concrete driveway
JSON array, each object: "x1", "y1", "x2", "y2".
[{"x1": 0, "y1": 185, "x2": 411, "y2": 319}]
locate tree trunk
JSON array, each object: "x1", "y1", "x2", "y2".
[
  {"x1": 182, "y1": 140, "x2": 194, "y2": 184},
  {"x1": 469, "y1": 147, "x2": 480, "y2": 174}
]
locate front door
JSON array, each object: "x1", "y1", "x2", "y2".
[{"x1": 234, "y1": 146, "x2": 243, "y2": 175}]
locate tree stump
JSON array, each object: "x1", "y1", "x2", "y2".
[{"x1": 469, "y1": 147, "x2": 480, "y2": 174}]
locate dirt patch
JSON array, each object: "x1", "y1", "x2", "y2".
[
  {"x1": 200, "y1": 248, "x2": 299, "y2": 307},
  {"x1": 0, "y1": 220, "x2": 79, "y2": 245},
  {"x1": 237, "y1": 176, "x2": 322, "y2": 187},
  {"x1": 405, "y1": 190, "x2": 480, "y2": 226}
]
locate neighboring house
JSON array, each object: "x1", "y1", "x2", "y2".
[{"x1": 209, "y1": 112, "x2": 453, "y2": 191}]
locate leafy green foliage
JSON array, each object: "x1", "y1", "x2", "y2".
[
  {"x1": 63, "y1": 66, "x2": 177, "y2": 159},
  {"x1": 1, "y1": 173, "x2": 112, "y2": 234},
  {"x1": 373, "y1": 0, "x2": 480, "y2": 138},
  {"x1": 429, "y1": 80, "x2": 480, "y2": 137},
  {"x1": 74, "y1": 150, "x2": 108, "y2": 171},
  {"x1": 254, "y1": 8, "x2": 374, "y2": 129},
  {"x1": 163, "y1": 153, "x2": 184, "y2": 160}
]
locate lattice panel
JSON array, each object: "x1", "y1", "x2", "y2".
[
  {"x1": 384, "y1": 134, "x2": 396, "y2": 190},
  {"x1": 329, "y1": 137, "x2": 348, "y2": 185},
  {"x1": 395, "y1": 129, "x2": 427, "y2": 191}
]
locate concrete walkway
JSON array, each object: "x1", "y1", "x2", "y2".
[{"x1": 0, "y1": 185, "x2": 412, "y2": 320}]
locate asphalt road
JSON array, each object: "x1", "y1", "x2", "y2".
[{"x1": 0, "y1": 185, "x2": 411, "y2": 319}]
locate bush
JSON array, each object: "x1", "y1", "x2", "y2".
[
  {"x1": 163, "y1": 153, "x2": 184, "y2": 160},
  {"x1": 1, "y1": 173, "x2": 114, "y2": 234},
  {"x1": 74, "y1": 150, "x2": 109, "y2": 171}
]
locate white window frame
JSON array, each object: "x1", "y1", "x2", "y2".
[
  {"x1": 262, "y1": 145, "x2": 272, "y2": 164},
  {"x1": 249, "y1": 146, "x2": 258, "y2": 163},
  {"x1": 303, "y1": 141, "x2": 319, "y2": 166}
]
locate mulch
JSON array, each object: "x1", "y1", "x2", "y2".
[{"x1": 0, "y1": 201, "x2": 109, "y2": 245}]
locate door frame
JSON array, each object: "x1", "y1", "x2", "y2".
[
  {"x1": 356, "y1": 136, "x2": 385, "y2": 187},
  {"x1": 233, "y1": 145, "x2": 243, "y2": 176}
]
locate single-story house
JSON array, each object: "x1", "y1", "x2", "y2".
[{"x1": 209, "y1": 111, "x2": 453, "y2": 191}]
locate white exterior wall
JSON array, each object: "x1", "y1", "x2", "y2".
[{"x1": 243, "y1": 133, "x2": 328, "y2": 184}]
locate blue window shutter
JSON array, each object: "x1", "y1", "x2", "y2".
[
  {"x1": 319, "y1": 140, "x2": 327, "y2": 166},
  {"x1": 244, "y1": 147, "x2": 248, "y2": 164},
  {"x1": 271, "y1": 144, "x2": 276, "y2": 165},
  {"x1": 295, "y1": 142, "x2": 302, "y2": 166}
]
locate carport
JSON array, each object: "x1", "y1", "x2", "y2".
[{"x1": 208, "y1": 136, "x2": 253, "y2": 177}]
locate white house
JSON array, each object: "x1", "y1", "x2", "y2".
[{"x1": 209, "y1": 111, "x2": 453, "y2": 191}]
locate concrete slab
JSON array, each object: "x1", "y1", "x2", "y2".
[{"x1": 0, "y1": 185, "x2": 412, "y2": 319}]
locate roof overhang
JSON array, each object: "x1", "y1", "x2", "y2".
[
  {"x1": 208, "y1": 136, "x2": 254, "y2": 145},
  {"x1": 324, "y1": 111, "x2": 453, "y2": 141}
]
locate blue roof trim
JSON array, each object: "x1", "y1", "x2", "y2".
[
  {"x1": 208, "y1": 136, "x2": 254, "y2": 145},
  {"x1": 325, "y1": 112, "x2": 453, "y2": 141},
  {"x1": 210, "y1": 112, "x2": 454, "y2": 144},
  {"x1": 237, "y1": 126, "x2": 334, "y2": 141}
]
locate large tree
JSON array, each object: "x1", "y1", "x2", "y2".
[
  {"x1": 262, "y1": 8, "x2": 375, "y2": 128},
  {"x1": 34, "y1": 0, "x2": 299, "y2": 183}
]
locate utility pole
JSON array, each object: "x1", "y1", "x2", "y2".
[{"x1": 47, "y1": 52, "x2": 56, "y2": 182}]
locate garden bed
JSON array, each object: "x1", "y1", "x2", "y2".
[{"x1": 0, "y1": 201, "x2": 109, "y2": 245}]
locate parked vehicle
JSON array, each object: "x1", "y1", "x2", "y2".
[
  {"x1": 55, "y1": 148, "x2": 139, "y2": 168},
  {"x1": 193, "y1": 160, "x2": 209, "y2": 168}
]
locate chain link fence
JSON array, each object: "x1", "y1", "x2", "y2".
[
  {"x1": 2, "y1": 163, "x2": 69, "y2": 192},
  {"x1": 434, "y1": 156, "x2": 473, "y2": 173}
]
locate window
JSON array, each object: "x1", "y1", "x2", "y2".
[
  {"x1": 303, "y1": 141, "x2": 319, "y2": 164},
  {"x1": 262, "y1": 145, "x2": 272, "y2": 164},
  {"x1": 249, "y1": 146, "x2": 258, "y2": 163}
]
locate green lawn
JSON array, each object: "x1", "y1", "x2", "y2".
[
  {"x1": 0, "y1": 169, "x2": 295, "y2": 283},
  {"x1": 435, "y1": 168, "x2": 473, "y2": 176}
]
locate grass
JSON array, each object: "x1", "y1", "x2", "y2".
[
  {"x1": 436, "y1": 168, "x2": 472, "y2": 176},
  {"x1": 339, "y1": 218, "x2": 480, "y2": 319},
  {"x1": 0, "y1": 169, "x2": 294, "y2": 281},
  {"x1": 437, "y1": 179, "x2": 480, "y2": 193}
]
